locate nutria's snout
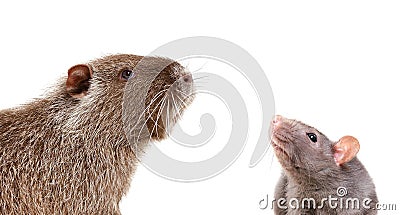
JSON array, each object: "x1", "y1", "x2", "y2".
[
  {"x1": 183, "y1": 73, "x2": 193, "y2": 83},
  {"x1": 145, "y1": 63, "x2": 195, "y2": 141}
]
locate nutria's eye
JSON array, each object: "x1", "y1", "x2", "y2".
[
  {"x1": 120, "y1": 70, "x2": 134, "y2": 81},
  {"x1": 306, "y1": 133, "x2": 318, "y2": 143}
]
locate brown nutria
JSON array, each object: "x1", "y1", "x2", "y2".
[{"x1": 0, "y1": 54, "x2": 194, "y2": 214}]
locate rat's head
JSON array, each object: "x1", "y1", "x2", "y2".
[
  {"x1": 270, "y1": 115, "x2": 360, "y2": 178},
  {"x1": 65, "y1": 54, "x2": 194, "y2": 144}
]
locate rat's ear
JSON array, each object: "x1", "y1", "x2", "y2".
[
  {"x1": 333, "y1": 136, "x2": 360, "y2": 166},
  {"x1": 66, "y1": 64, "x2": 93, "y2": 98}
]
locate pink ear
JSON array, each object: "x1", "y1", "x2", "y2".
[
  {"x1": 66, "y1": 64, "x2": 93, "y2": 98},
  {"x1": 334, "y1": 136, "x2": 360, "y2": 166}
]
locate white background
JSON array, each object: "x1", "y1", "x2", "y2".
[{"x1": 0, "y1": 1, "x2": 399, "y2": 214}]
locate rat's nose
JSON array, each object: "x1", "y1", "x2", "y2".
[{"x1": 272, "y1": 115, "x2": 283, "y2": 126}]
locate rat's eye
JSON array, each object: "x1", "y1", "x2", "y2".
[
  {"x1": 306, "y1": 133, "x2": 318, "y2": 143},
  {"x1": 120, "y1": 70, "x2": 134, "y2": 81}
]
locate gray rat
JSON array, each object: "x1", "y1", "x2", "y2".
[
  {"x1": 271, "y1": 115, "x2": 378, "y2": 215},
  {"x1": 0, "y1": 54, "x2": 194, "y2": 214}
]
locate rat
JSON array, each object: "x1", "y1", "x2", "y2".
[
  {"x1": 0, "y1": 54, "x2": 194, "y2": 214},
  {"x1": 271, "y1": 115, "x2": 378, "y2": 215}
]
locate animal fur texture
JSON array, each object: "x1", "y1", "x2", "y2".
[
  {"x1": 0, "y1": 54, "x2": 194, "y2": 214},
  {"x1": 271, "y1": 116, "x2": 378, "y2": 215}
]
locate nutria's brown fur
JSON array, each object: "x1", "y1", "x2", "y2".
[{"x1": 0, "y1": 54, "x2": 194, "y2": 214}]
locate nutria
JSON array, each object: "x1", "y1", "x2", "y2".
[{"x1": 0, "y1": 54, "x2": 194, "y2": 214}]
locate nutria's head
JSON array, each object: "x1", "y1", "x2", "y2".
[{"x1": 65, "y1": 54, "x2": 194, "y2": 145}]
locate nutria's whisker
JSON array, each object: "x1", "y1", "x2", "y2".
[
  {"x1": 133, "y1": 89, "x2": 169, "y2": 129},
  {"x1": 151, "y1": 96, "x2": 168, "y2": 139},
  {"x1": 136, "y1": 96, "x2": 166, "y2": 142}
]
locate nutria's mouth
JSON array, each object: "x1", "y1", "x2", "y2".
[{"x1": 145, "y1": 80, "x2": 195, "y2": 141}]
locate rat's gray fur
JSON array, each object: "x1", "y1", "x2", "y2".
[
  {"x1": 272, "y1": 117, "x2": 378, "y2": 215},
  {"x1": 0, "y1": 54, "x2": 194, "y2": 214}
]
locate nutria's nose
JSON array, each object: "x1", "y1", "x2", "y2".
[
  {"x1": 272, "y1": 115, "x2": 283, "y2": 126},
  {"x1": 183, "y1": 74, "x2": 193, "y2": 83}
]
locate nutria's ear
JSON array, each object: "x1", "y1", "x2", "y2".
[
  {"x1": 333, "y1": 136, "x2": 360, "y2": 166},
  {"x1": 66, "y1": 64, "x2": 93, "y2": 98}
]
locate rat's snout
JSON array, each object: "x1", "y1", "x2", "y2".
[
  {"x1": 270, "y1": 115, "x2": 291, "y2": 160},
  {"x1": 272, "y1": 115, "x2": 283, "y2": 127}
]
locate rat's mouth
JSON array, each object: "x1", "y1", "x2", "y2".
[
  {"x1": 271, "y1": 134, "x2": 290, "y2": 159},
  {"x1": 271, "y1": 141, "x2": 289, "y2": 158}
]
